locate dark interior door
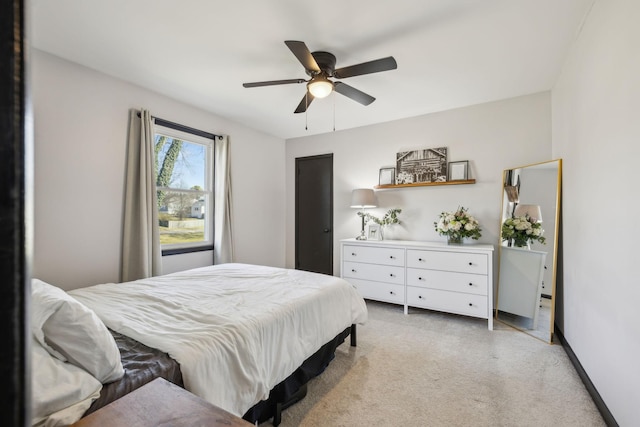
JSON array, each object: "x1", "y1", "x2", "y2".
[{"x1": 295, "y1": 154, "x2": 333, "y2": 274}]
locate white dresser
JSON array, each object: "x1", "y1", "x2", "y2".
[
  {"x1": 341, "y1": 238, "x2": 494, "y2": 330},
  {"x1": 497, "y1": 247, "x2": 546, "y2": 329}
]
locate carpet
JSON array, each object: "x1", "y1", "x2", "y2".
[{"x1": 266, "y1": 301, "x2": 605, "y2": 427}]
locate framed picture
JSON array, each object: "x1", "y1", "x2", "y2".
[
  {"x1": 366, "y1": 223, "x2": 381, "y2": 240},
  {"x1": 396, "y1": 147, "x2": 447, "y2": 184},
  {"x1": 448, "y1": 160, "x2": 469, "y2": 181},
  {"x1": 379, "y1": 167, "x2": 395, "y2": 185}
]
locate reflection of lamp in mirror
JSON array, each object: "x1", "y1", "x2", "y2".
[
  {"x1": 514, "y1": 204, "x2": 542, "y2": 223},
  {"x1": 350, "y1": 189, "x2": 377, "y2": 240}
]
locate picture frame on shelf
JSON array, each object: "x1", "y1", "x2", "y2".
[
  {"x1": 448, "y1": 160, "x2": 469, "y2": 181},
  {"x1": 366, "y1": 223, "x2": 381, "y2": 240},
  {"x1": 396, "y1": 147, "x2": 448, "y2": 184},
  {"x1": 379, "y1": 167, "x2": 395, "y2": 185}
]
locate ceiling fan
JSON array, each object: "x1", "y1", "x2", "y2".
[{"x1": 243, "y1": 40, "x2": 397, "y2": 113}]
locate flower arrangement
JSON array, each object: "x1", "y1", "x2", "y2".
[
  {"x1": 501, "y1": 215, "x2": 546, "y2": 247},
  {"x1": 434, "y1": 206, "x2": 482, "y2": 243}
]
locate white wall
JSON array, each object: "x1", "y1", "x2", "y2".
[
  {"x1": 32, "y1": 50, "x2": 286, "y2": 290},
  {"x1": 285, "y1": 92, "x2": 553, "y2": 286},
  {"x1": 552, "y1": 0, "x2": 640, "y2": 424}
]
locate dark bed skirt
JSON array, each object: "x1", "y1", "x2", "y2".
[
  {"x1": 84, "y1": 325, "x2": 352, "y2": 424},
  {"x1": 242, "y1": 325, "x2": 352, "y2": 425}
]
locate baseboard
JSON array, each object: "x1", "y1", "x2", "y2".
[{"x1": 555, "y1": 327, "x2": 618, "y2": 427}]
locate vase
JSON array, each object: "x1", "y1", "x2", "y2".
[
  {"x1": 447, "y1": 235, "x2": 463, "y2": 244},
  {"x1": 512, "y1": 239, "x2": 531, "y2": 249}
]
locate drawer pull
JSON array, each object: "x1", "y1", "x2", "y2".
[
  {"x1": 351, "y1": 269, "x2": 356, "y2": 272},
  {"x1": 418, "y1": 277, "x2": 423, "y2": 281},
  {"x1": 389, "y1": 273, "x2": 394, "y2": 277},
  {"x1": 468, "y1": 282, "x2": 473, "y2": 287},
  {"x1": 351, "y1": 253, "x2": 356, "y2": 256},
  {"x1": 468, "y1": 262, "x2": 473, "y2": 266},
  {"x1": 418, "y1": 258, "x2": 423, "y2": 262},
  {"x1": 418, "y1": 295, "x2": 423, "y2": 299},
  {"x1": 389, "y1": 291, "x2": 395, "y2": 295},
  {"x1": 389, "y1": 255, "x2": 394, "y2": 259},
  {"x1": 468, "y1": 303, "x2": 473, "y2": 307}
]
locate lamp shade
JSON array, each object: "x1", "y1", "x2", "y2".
[
  {"x1": 350, "y1": 189, "x2": 377, "y2": 208},
  {"x1": 514, "y1": 204, "x2": 542, "y2": 222},
  {"x1": 307, "y1": 77, "x2": 334, "y2": 98}
]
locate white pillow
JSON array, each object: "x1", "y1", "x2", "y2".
[
  {"x1": 31, "y1": 278, "x2": 124, "y2": 383},
  {"x1": 31, "y1": 338, "x2": 102, "y2": 427}
]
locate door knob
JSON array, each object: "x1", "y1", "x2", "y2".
[{"x1": 323, "y1": 228, "x2": 330, "y2": 233}]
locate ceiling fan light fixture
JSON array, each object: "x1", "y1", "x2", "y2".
[{"x1": 307, "y1": 77, "x2": 334, "y2": 98}]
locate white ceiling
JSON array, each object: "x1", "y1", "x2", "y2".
[{"x1": 31, "y1": 0, "x2": 594, "y2": 140}]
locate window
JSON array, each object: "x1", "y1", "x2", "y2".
[{"x1": 154, "y1": 122, "x2": 214, "y2": 254}]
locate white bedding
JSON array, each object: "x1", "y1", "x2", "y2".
[
  {"x1": 31, "y1": 339, "x2": 102, "y2": 427},
  {"x1": 69, "y1": 263, "x2": 368, "y2": 416}
]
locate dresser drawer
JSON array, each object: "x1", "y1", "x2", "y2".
[
  {"x1": 406, "y1": 249, "x2": 487, "y2": 275},
  {"x1": 407, "y1": 287, "x2": 488, "y2": 319},
  {"x1": 347, "y1": 278, "x2": 405, "y2": 304},
  {"x1": 343, "y1": 245, "x2": 405, "y2": 266},
  {"x1": 343, "y1": 261, "x2": 405, "y2": 285},
  {"x1": 406, "y1": 268, "x2": 488, "y2": 296}
]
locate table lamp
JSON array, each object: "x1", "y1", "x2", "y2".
[
  {"x1": 350, "y1": 189, "x2": 377, "y2": 240},
  {"x1": 514, "y1": 204, "x2": 542, "y2": 222}
]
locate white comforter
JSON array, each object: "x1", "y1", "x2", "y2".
[{"x1": 69, "y1": 263, "x2": 367, "y2": 416}]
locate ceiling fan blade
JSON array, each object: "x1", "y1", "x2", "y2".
[
  {"x1": 334, "y1": 56, "x2": 397, "y2": 79},
  {"x1": 243, "y1": 78, "x2": 305, "y2": 88},
  {"x1": 334, "y1": 82, "x2": 375, "y2": 106},
  {"x1": 294, "y1": 92, "x2": 315, "y2": 114},
  {"x1": 285, "y1": 40, "x2": 321, "y2": 72}
]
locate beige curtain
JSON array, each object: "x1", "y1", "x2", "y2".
[
  {"x1": 214, "y1": 135, "x2": 234, "y2": 264},
  {"x1": 121, "y1": 109, "x2": 162, "y2": 281}
]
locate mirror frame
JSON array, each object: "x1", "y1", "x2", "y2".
[{"x1": 495, "y1": 159, "x2": 562, "y2": 343}]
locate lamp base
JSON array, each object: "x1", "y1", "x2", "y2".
[{"x1": 355, "y1": 213, "x2": 367, "y2": 240}]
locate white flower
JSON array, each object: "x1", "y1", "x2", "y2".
[
  {"x1": 434, "y1": 206, "x2": 483, "y2": 240},
  {"x1": 501, "y1": 214, "x2": 546, "y2": 246}
]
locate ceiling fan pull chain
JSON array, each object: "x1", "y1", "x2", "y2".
[
  {"x1": 305, "y1": 91, "x2": 308, "y2": 130},
  {"x1": 333, "y1": 92, "x2": 336, "y2": 132}
]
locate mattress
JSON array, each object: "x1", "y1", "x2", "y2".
[{"x1": 69, "y1": 263, "x2": 368, "y2": 416}]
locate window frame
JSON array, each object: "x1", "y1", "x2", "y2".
[{"x1": 153, "y1": 120, "x2": 215, "y2": 256}]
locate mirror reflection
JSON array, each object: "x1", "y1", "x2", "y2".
[{"x1": 496, "y1": 159, "x2": 562, "y2": 343}]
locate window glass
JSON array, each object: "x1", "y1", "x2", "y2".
[{"x1": 154, "y1": 126, "x2": 214, "y2": 251}]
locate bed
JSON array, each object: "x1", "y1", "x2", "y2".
[{"x1": 31, "y1": 263, "x2": 367, "y2": 426}]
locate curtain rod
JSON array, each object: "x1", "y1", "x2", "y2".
[{"x1": 136, "y1": 111, "x2": 223, "y2": 140}]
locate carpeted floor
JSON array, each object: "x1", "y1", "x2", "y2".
[{"x1": 266, "y1": 301, "x2": 605, "y2": 427}]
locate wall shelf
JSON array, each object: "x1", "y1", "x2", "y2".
[{"x1": 374, "y1": 179, "x2": 475, "y2": 189}]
